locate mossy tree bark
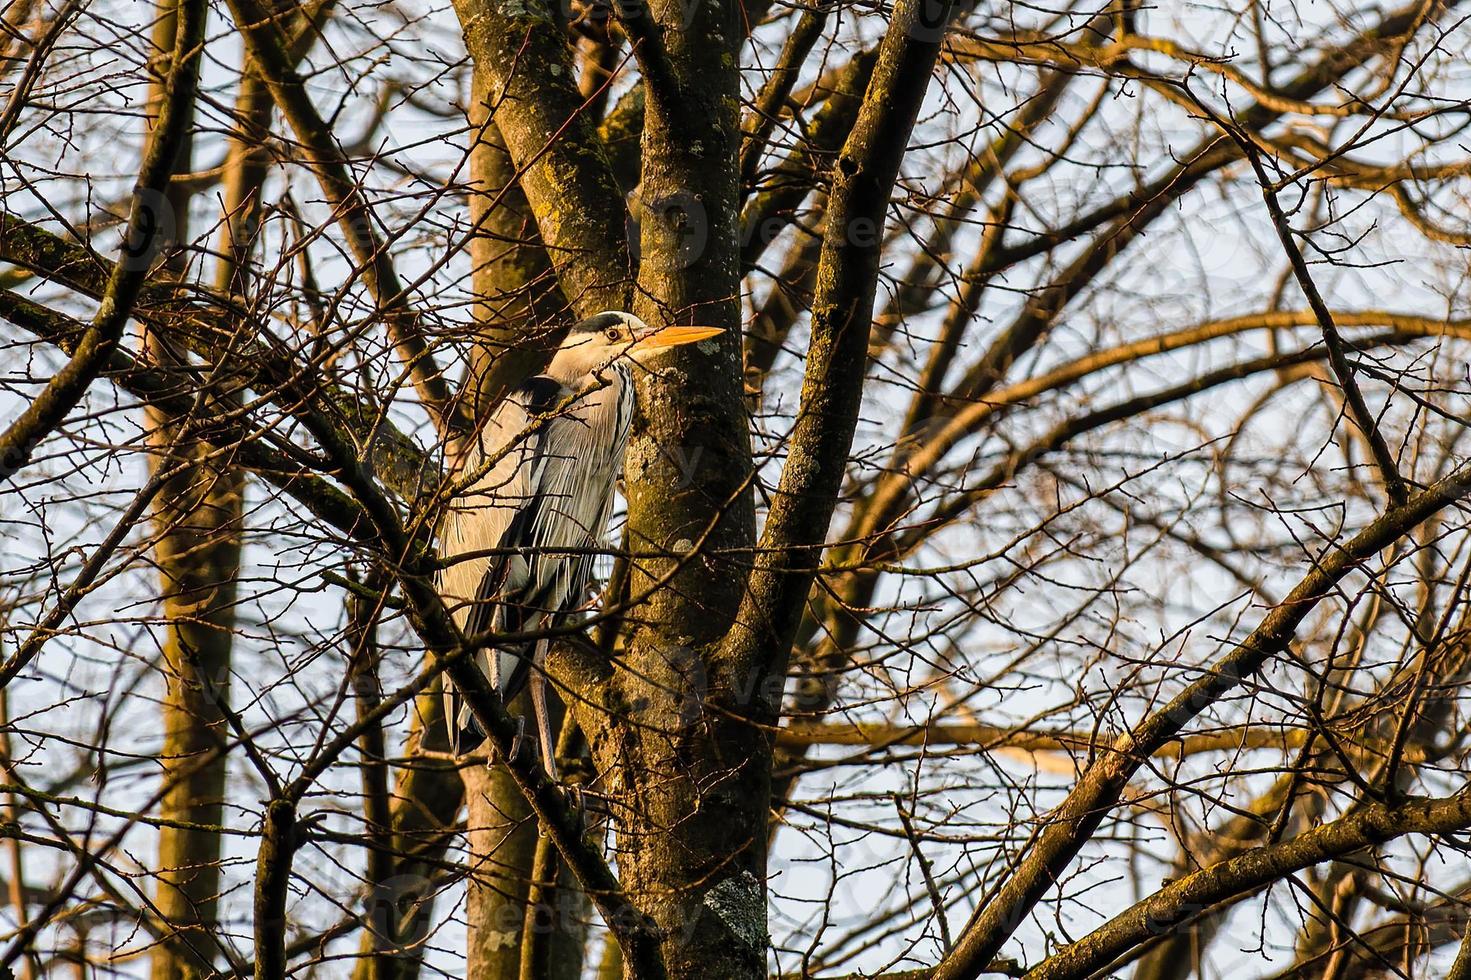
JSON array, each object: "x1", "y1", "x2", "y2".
[{"x1": 597, "y1": 0, "x2": 766, "y2": 975}]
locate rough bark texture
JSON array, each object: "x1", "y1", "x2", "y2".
[
  {"x1": 732, "y1": 0, "x2": 957, "y2": 686},
  {"x1": 461, "y1": 54, "x2": 574, "y2": 979},
  {"x1": 14, "y1": 0, "x2": 1471, "y2": 976},
  {"x1": 590, "y1": 0, "x2": 766, "y2": 976}
]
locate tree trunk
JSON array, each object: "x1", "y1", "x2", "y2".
[
  {"x1": 147, "y1": 421, "x2": 242, "y2": 980},
  {"x1": 351, "y1": 685, "x2": 462, "y2": 980},
  {"x1": 604, "y1": 0, "x2": 766, "y2": 974},
  {"x1": 462, "y1": 714, "x2": 537, "y2": 975},
  {"x1": 145, "y1": 1, "x2": 241, "y2": 976}
]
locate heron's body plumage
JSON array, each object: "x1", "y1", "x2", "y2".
[{"x1": 437, "y1": 362, "x2": 633, "y2": 754}]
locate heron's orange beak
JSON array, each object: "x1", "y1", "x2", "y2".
[{"x1": 632, "y1": 325, "x2": 725, "y2": 351}]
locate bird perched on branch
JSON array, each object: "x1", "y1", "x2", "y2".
[{"x1": 436, "y1": 311, "x2": 723, "y2": 774}]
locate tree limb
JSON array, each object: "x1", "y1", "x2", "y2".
[
  {"x1": 1024, "y1": 787, "x2": 1471, "y2": 980},
  {"x1": 731, "y1": 0, "x2": 958, "y2": 685},
  {"x1": 930, "y1": 461, "x2": 1471, "y2": 980}
]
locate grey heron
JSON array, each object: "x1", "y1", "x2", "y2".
[{"x1": 436, "y1": 311, "x2": 723, "y2": 771}]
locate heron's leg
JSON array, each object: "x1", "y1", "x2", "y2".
[
  {"x1": 504, "y1": 714, "x2": 528, "y2": 766},
  {"x1": 564, "y1": 782, "x2": 581, "y2": 820},
  {"x1": 530, "y1": 638, "x2": 559, "y2": 781}
]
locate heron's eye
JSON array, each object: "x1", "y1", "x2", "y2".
[{"x1": 605, "y1": 327, "x2": 622, "y2": 342}]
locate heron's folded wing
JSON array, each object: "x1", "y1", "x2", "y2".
[
  {"x1": 499, "y1": 381, "x2": 623, "y2": 620},
  {"x1": 437, "y1": 376, "x2": 563, "y2": 631},
  {"x1": 437, "y1": 377, "x2": 569, "y2": 740}
]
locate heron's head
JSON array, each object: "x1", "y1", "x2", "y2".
[{"x1": 546, "y1": 311, "x2": 724, "y2": 382}]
